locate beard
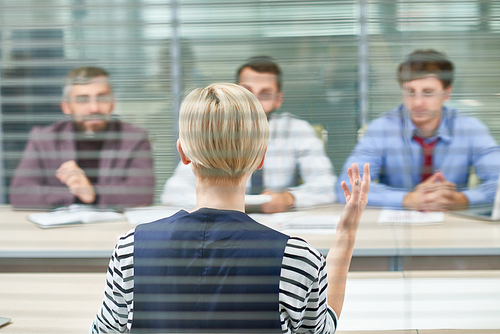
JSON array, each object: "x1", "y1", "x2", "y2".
[{"x1": 72, "y1": 114, "x2": 111, "y2": 133}]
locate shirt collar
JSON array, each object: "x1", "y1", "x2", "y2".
[{"x1": 401, "y1": 104, "x2": 452, "y2": 144}]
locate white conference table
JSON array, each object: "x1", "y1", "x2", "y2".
[
  {"x1": 0, "y1": 270, "x2": 498, "y2": 334},
  {"x1": 1, "y1": 204, "x2": 499, "y2": 271}
]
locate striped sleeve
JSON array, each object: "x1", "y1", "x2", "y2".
[
  {"x1": 90, "y1": 228, "x2": 136, "y2": 333},
  {"x1": 89, "y1": 230, "x2": 337, "y2": 333},
  {"x1": 279, "y1": 237, "x2": 337, "y2": 334}
]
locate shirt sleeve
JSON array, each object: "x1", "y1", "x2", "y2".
[
  {"x1": 460, "y1": 118, "x2": 500, "y2": 206},
  {"x1": 160, "y1": 161, "x2": 197, "y2": 208},
  {"x1": 287, "y1": 119, "x2": 337, "y2": 208},
  {"x1": 9, "y1": 127, "x2": 75, "y2": 208},
  {"x1": 94, "y1": 132, "x2": 155, "y2": 207},
  {"x1": 90, "y1": 229, "x2": 135, "y2": 333},
  {"x1": 336, "y1": 122, "x2": 408, "y2": 208},
  {"x1": 279, "y1": 237, "x2": 337, "y2": 334}
]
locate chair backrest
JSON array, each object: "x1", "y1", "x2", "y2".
[
  {"x1": 468, "y1": 166, "x2": 480, "y2": 188},
  {"x1": 311, "y1": 124, "x2": 328, "y2": 149}
]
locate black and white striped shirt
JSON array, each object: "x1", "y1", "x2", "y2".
[{"x1": 90, "y1": 228, "x2": 337, "y2": 334}]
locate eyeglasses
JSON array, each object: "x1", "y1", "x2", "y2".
[
  {"x1": 402, "y1": 90, "x2": 446, "y2": 99},
  {"x1": 70, "y1": 94, "x2": 114, "y2": 104}
]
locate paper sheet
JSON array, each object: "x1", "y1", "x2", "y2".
[
  {"x1": 250, "y1": 212, "x2": 340, "y2": 234},
  {"x1": 124, "y1": 208, "x2": 340, "y2": 233},
  {"x1": 377, "y1": 209, "x2": 444, "y2": 225}
]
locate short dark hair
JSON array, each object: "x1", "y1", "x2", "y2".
[
  {"x1": 236, "y1": 56, "x2": 283, "y2": 92},
  {"x1": 397, "y1": 50, "x2": 454, "y2": 88}
]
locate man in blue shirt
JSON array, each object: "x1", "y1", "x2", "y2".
[{"x1": 337, "y1": 50, "x2": 500, "y2": 211}]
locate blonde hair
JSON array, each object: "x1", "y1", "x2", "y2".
[{"x1": 179, "y1": 83, "x2": 269, "y2": 183}]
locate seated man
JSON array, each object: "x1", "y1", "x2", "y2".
[
  {"x1": 91, "y1": 83, "x2": 370, "y2": 333},
  {"x1": 161, "y1": 56, "x2": 336, "y2": 213},
  {"x1": 10, "y1": 66, "x2": 155, "y2": 209},
  {"x1": 337, "y1": 50, "x2": 500, "y2": 211}
]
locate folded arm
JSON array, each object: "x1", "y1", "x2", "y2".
[
  {"x1": 94, "y1": 139, "x2": 155, "y2": 207},
  {"x1": 462, "y1": 125, "x2": 500, "y2": 206},
  {"x1": 10, "y1": 132, "x2": 74, "y2": 208},
  {"x1": 288, "y1": 124, "x2": 337, "y2": 208},
  {"x1": 336, "y1": 136, "x2": 407, "y2": 208}
]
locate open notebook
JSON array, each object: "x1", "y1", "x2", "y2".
[
  {"x1": 0, "y1": 317, "x2": 11, "y2": 328},
  {"x1": 28, "y1": 204, "x2": 125, "y2": 228}
]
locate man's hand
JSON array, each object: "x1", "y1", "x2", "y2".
[
  {"x1": 56, "y1": 160, "x2": 96, "y2": 204},
  {"x1": 403, "y1": 172, "x2": 468, "y2": 211},
  {"x1": 260, "y1": 191, "x2": 294, "y2": 214}
]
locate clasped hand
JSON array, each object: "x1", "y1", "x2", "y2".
[
  {"x1": 56, "y1": 160, "x2": 96, "y2": 204},
  {"x1": 260, "y1": 191, "x2": 295, "y2": 214},
  {"x1": 403, "y1": 172, "x2": 468, "y2": 212}
]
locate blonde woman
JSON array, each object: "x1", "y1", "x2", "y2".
[{"x1": 91, "y1": 83, "x2": 370, "y2": 333}]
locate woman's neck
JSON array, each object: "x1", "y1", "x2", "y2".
[{"x1": 193, "y1": 176, "x2": 248, "y2": 212}]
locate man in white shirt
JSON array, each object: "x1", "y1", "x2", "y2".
[{"x1": 161, "y1": 56, "x2": 337, "y2": 213}]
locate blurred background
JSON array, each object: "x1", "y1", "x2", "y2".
[{"x1": 1, "y1": 0, "x2": 499, "y2": 204}]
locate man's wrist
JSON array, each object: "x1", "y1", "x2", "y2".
[
  {"x1": 77, "y1": 184, "x2": 97, "y2": 204},
  {"x1": 283, "y1": 192, "x2": 295, "y2": 207},
  {"x1": 452, "y1": 191, "x2": 469, "y2": 210},
  {"x1": 402, "y1": 191, "x2": 413, "y2": 209},
  {"x1": 79, "y1": 193, "x2": 96, "y2": 204},
  {"x1": 90, "y1": 193, "x2": 99, "y2": 205}
]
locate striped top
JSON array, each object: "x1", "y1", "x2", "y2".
[{"x1": 90, "y1": 228, "x2": 337, "y2": 334}]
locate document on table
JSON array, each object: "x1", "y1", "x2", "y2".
[
  {"x1": 124, "y1": 208, "x2": 339, "y2": 232},
  {"x1": 250, "y1": 212, "x2": 340, "y2": 235},
  {"x1": 0, "y1": 317, "x2": 11, "y2": 328},
  {"x1": 377, "y1": 209, "x2": 444, "y2": 225},
  {"x1": 28, "y1": 204, "x2": 125, "y2": 228},
  {"x1": 124, "y1": 206, "x2": 180, "y2": 225}
]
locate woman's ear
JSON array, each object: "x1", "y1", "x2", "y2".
[
  {"x1": 177, "y1": 139, "x2": 191, "y2": 165},
  {"x1": 256, "y1": 146, "x2": 267, "y2": 170}
]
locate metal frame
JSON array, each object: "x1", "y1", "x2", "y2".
[
  {"x1": 358, "y1": 0, "x2": 369, "y2": 129},
  {"x1": 0, "y1": 27, "x2": 5, "y2": 204}
]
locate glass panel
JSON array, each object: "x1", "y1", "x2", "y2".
[
  {"x1": 177, "y1": 0, "x2": 359, "y2": 171},
  {"x1": 367, "y1": 0, "x2": 500, "y2": 144},
  {"x1": 0, "y1": 0, "x2": 175, "y2": 204}
]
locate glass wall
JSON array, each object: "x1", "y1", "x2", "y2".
[
  {"x1": 1, "y1": 0, "x2": 499, "y2": 203},
  {"x1": 368, "y1": 0, "x2": 500, "y2": 136}
]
